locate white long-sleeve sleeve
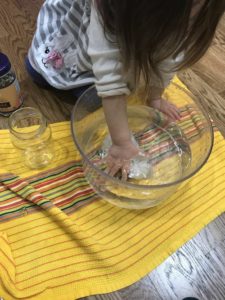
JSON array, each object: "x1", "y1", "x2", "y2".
[
  {"x1": 87, "y1": 2, "x2": 184, "y2": 97},
  {"x1": 28, "y1": 0, "x2": 183, "y2": 93},
  {"x1": 87, "y1": 3, "x2": 131, "y2": 97},
  {"x1": 150, "y1": 53, "x2": 184, "y2": 88}
]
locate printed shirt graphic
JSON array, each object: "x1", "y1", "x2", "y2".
[
  {"x1": 28, "y1": 0, "x2": 183, "y2": 95},
  {"x1": 29, "y1": 0, "x2": 94, "y2": 90}
]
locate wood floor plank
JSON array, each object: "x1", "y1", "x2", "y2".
[
  {"x1": 0, "y1": 0, "x2": 36, "y2": 40},
  {"x1": 81, "y1": 293, "x2": 122, "y2": 300},
  {"x1": 191, "y1": 49, "x2": 225, "y2": 94},
  {"x1": 0, "y1": 22, "x2": 8, "y2": 38},
  {"x1": 14, "y1": 0, "x2": 44, "y2": 19},
  {"x1": 219, "y1": 90, "x2": 225, "y2": 99},
  {"x1": 179, "y1": 69, "x2": 225, "y2": 138},
  {"x1": 191, "y1": 18, "x2": 225, "y2": 94},
  {"x1": 82, "y1": 227, "x2": 225, "y2": 300},
  {"x1": 149, "y1": 240, "x2": 225, "y2": 300}
]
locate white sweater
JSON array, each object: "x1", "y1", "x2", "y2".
[{"x1": 29, "y1": 0, "x2": 182, "y2": 97}]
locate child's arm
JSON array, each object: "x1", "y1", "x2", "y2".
[
  {"x1": 102, "y1": 95, "x2": 130, "y2": 145},
  {"x1": 102, "y1": 95, "x2": 140, "y2": 179},
  {"x1": 146, "y1": 85, "x2": 180, "y2": 121},
  {"x1": 88, "y1": 2, "x2": 139, "y2": 178},
  {"x1": 145, "y1": 55, "x2": 184, "y2": 121},
  {"x1": 148, "y1": 86, "x2": 164, "y2": 100}
]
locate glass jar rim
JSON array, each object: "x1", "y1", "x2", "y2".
[
  {"x1": 71, "y1": 83, "x2": 214, "y2": 189},
  {"x1": 8, "y1": 107, "x2": 47, "y2": 140}
]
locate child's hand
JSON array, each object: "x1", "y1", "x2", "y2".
[
  {"x1": 149, "y1": 98, "x2": 181, "y2": 122},
  {"x1": 106, "y1": 141, "x2": 140, "y2": 181}
]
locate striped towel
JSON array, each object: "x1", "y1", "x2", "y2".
[{"x1": 0, "y1": 78, "x2": 224, "y2": 300}]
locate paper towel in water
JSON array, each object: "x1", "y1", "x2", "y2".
[{"x1": 99, "y1": 134, "x2": 152, "y2": 180}]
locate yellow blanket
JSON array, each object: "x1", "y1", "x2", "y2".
[{"x1": 0, "y1": 79, "x2": 225, "y2": 300}]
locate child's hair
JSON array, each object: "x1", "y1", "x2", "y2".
[{"x1": 96, "y1": 0, "x2": 225, "y2": 90}]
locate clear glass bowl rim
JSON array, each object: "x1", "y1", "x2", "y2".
[{"x1": 71, "y1": 82, "x2": 214, "y2": 190}]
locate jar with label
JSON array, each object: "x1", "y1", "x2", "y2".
[{"x1": 0, "y1": 52, "x2": 23, "y2": 116}]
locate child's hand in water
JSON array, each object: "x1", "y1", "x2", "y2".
[
  {"x1": 150, "y1": 98, "x2": 181, "y2": 122},
  {"x1": 106, "y1": 141, "x2": 140, "y2": 181}
]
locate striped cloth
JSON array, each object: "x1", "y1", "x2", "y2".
[
  {"x1": 0, "y1": 79, "x2": 225, "y2": 300},
  {"x1": 0, "y1": 105, "x2": 204, "y2": 222}
]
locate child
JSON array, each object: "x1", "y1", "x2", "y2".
[{"x1": 27, "y1": 0, "x2": 225, "y2": 179}]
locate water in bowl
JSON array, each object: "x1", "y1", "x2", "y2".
[
  {"x1": 72, "y1": 86, "x2": 213, "y2": 209},
  {"x1": 84, "y1": 118, "x2": 192, "y2": 187}
]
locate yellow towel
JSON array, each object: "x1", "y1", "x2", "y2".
[{"x1": 0, "y1": 78, "x2": 224, "y2": 300}]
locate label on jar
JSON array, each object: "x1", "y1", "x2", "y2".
[{"x1": 0, "y1": 79, "x2": 23, "y2": 113}]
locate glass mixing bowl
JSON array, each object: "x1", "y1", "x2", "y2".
[{"x1": 71, "y1": 82, "x2": 214, "y2": 209}]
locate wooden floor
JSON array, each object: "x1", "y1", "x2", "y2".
[{"x1": 0, "y1": 1, "x2": 225, "y2": 299}]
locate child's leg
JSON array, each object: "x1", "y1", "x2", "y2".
[
  {"x1": 25, "y1": 56, "x2": 51, "y2": 88},
  {"x1": 72, "y1": 85, "x2": 93, "y2": 99},
  {"x1": 25, "y1": 56, "x2": 102, "y2": 112},
  {"x1": 72, "y1": 85, "x2": 102, "y2": 110},
  {"x1": 72, "y1": 85, "x2": 102, "y2": 120}
]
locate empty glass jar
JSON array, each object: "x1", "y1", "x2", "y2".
[{"x1": 8, "y1": 107, "x2": 54, "y2": 169}]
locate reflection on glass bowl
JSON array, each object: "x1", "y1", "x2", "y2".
[{"x1": 71, "y1": 83, "x2": 213, "y2": 209}]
